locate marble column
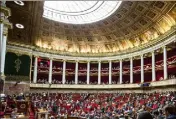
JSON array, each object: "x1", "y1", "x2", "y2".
[
  {"x1": 163, "y1": 46, "x2": 168, "y2": 79},
  {"x1": 141, "y1": 55, "x2": 144, "y2": 83},
  {"x1": 0, "y1": 2, "x2": 12, "y2": 78},
  {"x1": 0, "y1": 35, "x2": 7, "y2": 74},
  {"x1": 152, "y1": 51, "x2": 156, "y2": 81},
  {"x1": 98, "y1": 61, "x2": 101, "y2": 85},
  {"x1": 119, "y1": 59, "x2": 122, "y2": 84},
  {"x1": 109, "y1": 60, "x2": 112, "y2": 84},
  {"x1": 33, "y1": 57, "x2": 38, "y2": 83},
  {"x1": 130, "y1": 57, "x2": 133, "y2": 84},
  {"x1": 62, "y1": 60, "x2": 66, "y2": 84},
  {"x1": 87, "y1": 61, "x2": 90, "y2": 84},
  {"x1": 48, "y1": 59, "x2": 53, "y2": 84},
  {"x1": 0, "y1": 23, "x2": 3, "y2": 59},
  {"x1": 75, "y1": 61, "x2": 78, "y2": 84},
  {"x1": 0, "y1": 1, "x2": 12, "y2": 93}
]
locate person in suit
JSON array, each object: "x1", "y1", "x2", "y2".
[
  {"x1": 137, "y1": 111, "x2": 153, "y2": 119},
  {"x1": 164, "y1": 104, "x2": 176, "y2": 119}
]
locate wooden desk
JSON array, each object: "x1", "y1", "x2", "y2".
[
  {"x1": 17, "y1": 114, "x2": 28, "y2": 119},
  {"x1": 37, "y1": 110, "x2": 49, "y2": 119}
]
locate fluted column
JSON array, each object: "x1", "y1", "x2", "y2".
[
  {"x1": 48, "y1": 59, "x2": 53, "y2": 84},
  {"x1": 0, "y1": 2, "x2": 12, "y2": 93},
  {"x1": 141, "y1": 54, "x2": 144, "y2": 83},
  {"x1": 98, "y1": 61, "x2": 101, "y2": 85},
  {"x1": 130, "y1": 57, "x2": 133, "y2": 84},
  {"x1": 62, "y1": 60, "x2": 66, "y2": 84},
  {"x1": 0, "y1": 24, "x2": 4, "y2": 66},
  {"x1": 0, "y1": 35, "x2": 7, "y2": 74},
  {"x1": 75, "y1": 61, "x2": 78, "y2": 84},
  {"x1": 119, "y1": 59, "x2": 122, "y2": 84},
  {"x1": 109, "y1": 60, "x2": 112, "y2": 84},
  {"x1": 163, "y1": 46, "x2": 168, "y2": 79},
  {"x1": 33, "y1": 57, "x2": 38, "y2": 83},
  {"x1": 87, "y1": 61, "x2": 90, "y2": 84},
  {"x1": 0, "y1": 2, "x2": 12, "y2": 78},
  {"x1": 152, "y1": 51, "x2": 156, "y2": 81}
]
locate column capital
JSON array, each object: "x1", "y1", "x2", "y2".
[
  {"x1": 162, "y1": 45, "x2": 167, "y2": 49},
  {"x1": 151, "y1": 50, "x2": 155, "y2": 53},
  {"x1": 119, "y1": 59, "x2": 122, "y2": 61},
  {"x1": 108, "y1": 60, "x2": 112, "y2": 63},
  {"x1": 98, "y1": 60, "x2": 101, "y2": 63},
  {"x1": 140, "y1": 54, "x2": 144, "y2": 57},
  {"x1": 0, "y1": 5, "x2": 11, "y2": 17},
  {"x1": 49, "y1": 58, "x2": 53, "y2": 60},
  {"x1": 34, "y1": 55, "x2": 39, "y2": 58},
  {"x1": 129, "y1": 57, "x2": 133, "y2": 60},
  {"x1": 75, "y1": 60, "x2": 79, "y2": 63}
]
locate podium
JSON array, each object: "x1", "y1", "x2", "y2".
[
  {"x1": 37, "y1": 109, "x2": 49, "y2": 119},
  {"x1": 16, "y1": 101, "x2": 28, "y2": 114}
]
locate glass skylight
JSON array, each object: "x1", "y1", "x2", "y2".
[{"x1": 43, "y1": 1, "x2": 122, "y2": 24}]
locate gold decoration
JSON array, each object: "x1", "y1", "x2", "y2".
[
  {"x1": 20, "y1": 104, "x2": 26, "y2": 109},
  {"x1": 14, "y1": 58, "x2": 22, "y2": 72}
]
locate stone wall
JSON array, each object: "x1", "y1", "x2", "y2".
[{"x1": 4, "y1": 81, "x2": 30, "y2": 95}]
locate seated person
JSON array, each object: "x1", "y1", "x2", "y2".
[
  {"x1": 137, "y1": 111, "x2": 153, "y2": 119},
  {"x1": 11, "y1": 108, "x2": 18, "y2": 119}
]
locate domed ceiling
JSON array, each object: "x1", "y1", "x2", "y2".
[{"x1": 6, "y1": 1, "x2": 176, "y2": 57}]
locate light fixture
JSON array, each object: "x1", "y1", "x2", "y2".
[
  {"x1": 15, "y1": 23, "x2": 24, "y2": 29},
  {"x1": 14, "y1": 1, "x2": 24, "y2": 6}
]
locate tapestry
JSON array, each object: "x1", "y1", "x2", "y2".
[{"x1": 4, "y1": 52, "x2": 31, "y2": 80}]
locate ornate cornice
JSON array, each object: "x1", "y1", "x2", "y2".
[
  {"x1": 0, "y1": 5, "x2": 11, "y2": 16},
  {"x1": 6, "y1": 48, "x2": 32, "y2": 57},
  {"x1": 0, "y1": 5, "x2": 12, "y2": 29},
  {"x1": 7, "y1": 29, "x2": 176, "y2": 61}
]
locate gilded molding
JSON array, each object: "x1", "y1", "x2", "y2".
[
  {"x1": 0, "y1": 20, "x2": 12, "y2": 29},
  {"x1": 0, "y1": 6, "x2": 11, "y2": 16},
  {"x1": 34, "y1": 28, "x2": 175, "y2": 57},
  {"x1": 6, "y1": 31, "x2": 176, "y2": 61},
  {"x1": 6, "y1": 49, "x2": 32, "y2": 57}
]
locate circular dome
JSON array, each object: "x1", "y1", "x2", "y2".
[{"x1": 43, "y1": 1, "x2": 122, "y2": 24}]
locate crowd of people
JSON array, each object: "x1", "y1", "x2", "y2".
[
  {"x1": 1, "y1": 91, "x2": 176, "y2": 118},
  {"x1": 35, "y1": 74, "x2": 176, "y2": 85},
  {"x1": 29, "y1": 91, "x2": 176, "y2": 119}
]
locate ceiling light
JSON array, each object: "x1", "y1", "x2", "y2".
[
  {"x1": 14, "y1": 1, "x2": 24, "y2": 6},
  {"x1": 15, "y1": 23, "x2": 24, "y2": 29}
]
